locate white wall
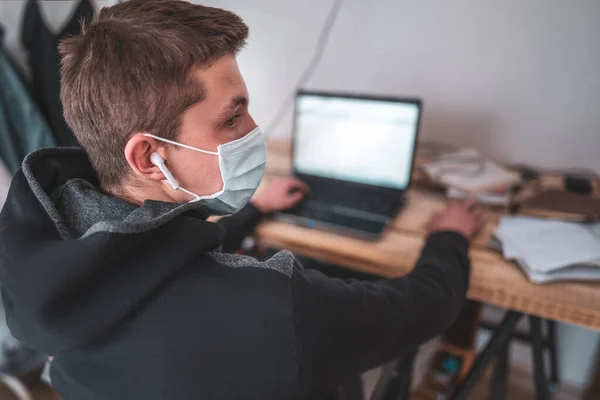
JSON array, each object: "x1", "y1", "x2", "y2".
[
  {"x1": 2, "y1": 0, "x2": 599, "y2": 390},
  {"x1": 211, "y1": 0, "x2": 600, "y2": 174},
  {"x1": 3, "y1": 0, "x2": 599, "y2": 173}
]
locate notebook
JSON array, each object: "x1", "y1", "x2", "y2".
[{"x1": 518, "y1": 189, "x2": 600, "y2": 222}]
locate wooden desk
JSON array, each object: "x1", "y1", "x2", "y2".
[{"x1": 255, "y1": 141, "x2": 600, "y2": 332}]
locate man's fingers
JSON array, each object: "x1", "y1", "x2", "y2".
[
  {"x1": 464, "y1": 198, "x2": 477, "y2": 210},
  {"x1": 429, "y1": 212, "x2": 442, "y2": 223},
  {"x1": 471, "y1": 205, "x2": 484, "y2": 217},
  {"x1": 272, "y1": 177, "x2": 301, "y2": 193},
  {"x1": 285, "y1": 178, "x2": 310, "y2": 194},
  {"x1": 284, "y1": 192, "x2": 305, "y2": 208},
  {"x1": 301, "y1": 182, "x2": 310, "y2": 194},
  {"x1": 427, "y1": 212, "x2": 443, "y2": 228},
  {"x1": 473, "y1": 211, "x2": 486, "y2": 230},
  {"x1": 474, "y1": 213, "x2": 485, "y2": 225}
]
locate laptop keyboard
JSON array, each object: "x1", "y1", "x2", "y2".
[
  {"x1": 289, "y1": 203, "x2": 388, "y2": 234},
  {"x1": 280, "y1": 180, "x2": 406, "y2": 235},
  {"x1": 308, "y1": 184, "x2": 401, "y2": 216}
]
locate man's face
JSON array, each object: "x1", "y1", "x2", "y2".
[{"x1": 162, "y1": 55, "x2": 256, "y2": 202}]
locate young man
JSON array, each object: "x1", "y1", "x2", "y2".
[{"x1": 0, "y1": 1, "x2": 484, "y2": 399}]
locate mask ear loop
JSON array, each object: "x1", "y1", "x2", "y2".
[
  {"x1": 178, "y1": 187, "x2": 201, "y2": 201},
  {"x1": 144, "y1": 134, "x2": 219, "y2": 155}
]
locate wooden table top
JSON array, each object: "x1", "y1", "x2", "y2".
[{"x1": 254, "y1": 141, "x2": 600, "y2": 331}]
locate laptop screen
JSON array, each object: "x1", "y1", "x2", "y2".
[{"x1": 293, "y1": 92, "x2": 421, "y2": 190}]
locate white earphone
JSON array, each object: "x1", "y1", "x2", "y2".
[{"x1": 150, "y1": 152, "x2": 180, "y2": 190}]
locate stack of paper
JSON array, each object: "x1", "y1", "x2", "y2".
[
  {"x1": 493, "y1": 216, "x2": 600, "y2": 284},
  {"x1": 422, "y1": 148, "x2": 521, "y2": 194},
  {"x1": 447, "y1": 187, "x2": 511, "y2": 206}
]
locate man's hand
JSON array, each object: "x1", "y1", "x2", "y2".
[
  {"x1": 250, "y1": 177, "x2": 309, "y2": 214},
  {"x1": 428, "y1": 199, "x2": 485, "y2": 240}
]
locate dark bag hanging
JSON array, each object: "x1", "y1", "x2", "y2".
[
  {"x1": 21, "y1": 0, "x2": 94, "y2": 147},
  {"x1": 0, "y1": 24, "x2": 56, "y2": 173}
]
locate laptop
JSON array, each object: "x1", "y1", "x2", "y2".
[{"x1": 274, "y1": 90, "x2": 422, "y2": 239}]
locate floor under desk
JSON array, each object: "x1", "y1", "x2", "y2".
[{"x1": 409, "y1": 364, "x2": 581, "y2": 400}]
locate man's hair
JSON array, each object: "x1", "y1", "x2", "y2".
[{"x1": 59, "y1": 0, "x2": 248, "y2": 188}]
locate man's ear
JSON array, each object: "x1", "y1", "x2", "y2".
[{"x1": 124, "y1": 134, "x2": 168, "y2": 182}]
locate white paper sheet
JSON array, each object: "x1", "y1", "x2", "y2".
[{"x1": 494, "y1": 216, "x2": 600, "y2": 282}]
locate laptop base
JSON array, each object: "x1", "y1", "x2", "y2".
[{"x1": 273, "y1": 198, "x2": 406, "y2": 241}]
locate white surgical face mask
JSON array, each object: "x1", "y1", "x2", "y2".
[{"x1": 144, "y1": 126, "x2": 267, "y2": 214}]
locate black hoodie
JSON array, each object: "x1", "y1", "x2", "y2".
[{"x1": 0, "y1": 148, "x2": 470, "y2": 399}]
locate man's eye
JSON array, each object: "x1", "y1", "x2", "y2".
[{"x1": 226, "y1": 115, "x2": 240, "y2": 127}]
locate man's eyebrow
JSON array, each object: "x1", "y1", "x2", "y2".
[
  {"x1": 231, "y1": 96, "x2": 248, "y2": 108},
  {"x1": 217, "y1": 96, "x2": 248, "y2": 120}
]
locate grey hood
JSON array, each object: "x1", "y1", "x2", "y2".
[{"x1": 0, "y1": 147, "x2": 224, "y2": 353}]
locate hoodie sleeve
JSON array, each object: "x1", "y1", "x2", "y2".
[
  {"x1": 216, "y1": 203, "x2": 263, "y2": 253},
  {"x1": 291, "y1": 231, "x2": 470, "y2": 393}
]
